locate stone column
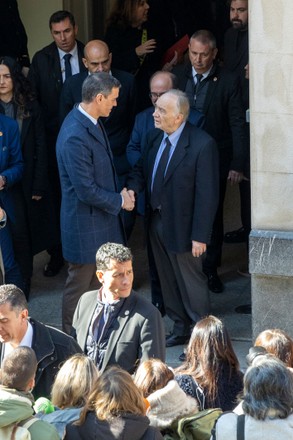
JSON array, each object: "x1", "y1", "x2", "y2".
[{"x1": 249, "y1": 0, "x2": 293, "y2": 338}]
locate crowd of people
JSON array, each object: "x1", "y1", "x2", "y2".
[{"x1": 0, "y1": 0, "x2": 292, "y2": 439}]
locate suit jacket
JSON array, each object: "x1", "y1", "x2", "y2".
[
  {"x1": 28, "y1": 40, "x2": 86, "y2": 143},
  {"x1": 126, "y1": 107, "x2": 205, "y2": 215},
  {"x1": 59, "y1": 68, "x2": 137, "y2": 176},
  {"x1": 0, "y1": 114, "x2": 23, "y2": 222},
  {"x1": 174, "y1": 62, "x2": 248, "y2": 173},
  {"x1": 56, "y1": 108, "x2": 125, "y2": 264},
  {"x1": 72, "y1": 289, "x2": 166, "y2": 374},
  {"x1": 127, "y1": 122, "x2": 219, "y2": 253}
]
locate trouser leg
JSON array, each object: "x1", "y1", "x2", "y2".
[
  {"x1": 149, "y1": 212, "x2": 191, "y2": 336},
  {"x1": 62, "y1": 262, "x2": 99, "y2": 335}
]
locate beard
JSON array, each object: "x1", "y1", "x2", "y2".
[{"x1": 231, "y1": 19, "x2": 247, "y2": 30}]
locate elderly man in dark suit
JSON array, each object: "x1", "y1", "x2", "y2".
[
  {"x1": 56, "y1": 72, "x2": 134, "y2": 335},
  {"x1": 127, "y1": 89, "x2": 219, "y2": 346},
  {"x1": 59, "y1": 39, "x2": 137, "y2": 237},
  {"x1": 173, "y1": 29, "x2": 248, "y2": 293},
  {"x1": 28, "y1": 10, "x2": 87, "y2": 278},
  {"x1": 72, "y1": 242, "x2": 165, "y2": 373}
]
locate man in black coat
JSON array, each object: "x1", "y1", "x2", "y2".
[
  {"x1": 0, "y1": 284, "x2": 82, "y2": 399},
  {"x1": 28, "y1": 10, "x2": 86, "y2": 277},
  {"x1": 223, "y1": 0, "x2": 250, "y2": 247},
  {"x1": 127, "y1": 90, "x2": 219, "y2": 345},
  {"x1": 59, "y1": 39, "x2": 137, "y2": 237},
  {"x1": 173, "y1": 30, "x2": 248, "y2": 293}
]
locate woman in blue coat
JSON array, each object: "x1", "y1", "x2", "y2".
[
  {"x1": 0, "y1": 56, "x2": 58, "y2": 298},
  {"x1": 0, "y1": 112, "x2": 23, "y2": 288}
]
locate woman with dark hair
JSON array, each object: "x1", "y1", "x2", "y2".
[
  {"x1": 175, "y1": 315, "x2": 243, "y2": 411},
  {"x1": 213, "y1": 356, "x2": 293, "y2": 439},
  {"x1": 0, "y1": 56, "x2": 57, "y2": 298},
  {"x1": 64, "y1": 366, "x2": 163, "y2": 439},
  {"x1": 104, "y1": 0, "x2": 161, "y2": 111},
  {"x1": 254, "y1": 328, "x2": 293, "y2": 369}
]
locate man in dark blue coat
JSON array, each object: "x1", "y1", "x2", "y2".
[
  {"x1": 56, "y1": 73, "x2": 134, "y2": 334},
  {"x1": 28, "y1": 10, "x2": 87, "y2": 277},
  {"x1": 59, "y1": 39, "x2": 137, "y2": 237}
]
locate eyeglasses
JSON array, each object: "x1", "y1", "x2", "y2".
[{"x1": 149, "y1": 92, "x2": 166, "y2": 99}]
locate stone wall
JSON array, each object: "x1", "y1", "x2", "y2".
[{"x1": 250, "y1": 0, "x2": 293, "y2": 338}]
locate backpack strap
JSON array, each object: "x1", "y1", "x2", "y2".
[
  {"x1": 19, "y1": 416, "x2": 38, "y2": 430},
  {"x1": 10, "y1": 417, "x2": 37, "y2": 440},
  {"x1": 189, "y1": 377, "x2": 206, "y2": 411},
  {"x1": 237, "y1": 414, "x2": 245, "y2": 440}
]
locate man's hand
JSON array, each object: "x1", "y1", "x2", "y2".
[
  {"x1": 192, "y1": 241, "x2": 207, "y2": 258},
  {"x1": 136, "y1": 39, "x2": 156, "y2": 57},
  {"x1": 121, "y1": 188, "x2": 135, "y2": 211},
  {"x1": 227, "y1": 170, "x2": 244, "y2": 185}
]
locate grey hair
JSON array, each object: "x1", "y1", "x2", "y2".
[
  {"x1": 0, "y1": 284, "x2": 28, "y2": 313},
  {"x1": 82, "y1": 72, "x2": 121, "y2": 103},
  {"x1": 96, "y1": 242, "x2": 133, "y2": 271},
  {"x1": 242, "y1": 356, "x2": 293, "y2": 420},
  {"x1": 190, "y1": 30, "x2": 217, "y2": 49},
  {"x1": 163, "y1": 89, "x2": 190, "y2": 121}
]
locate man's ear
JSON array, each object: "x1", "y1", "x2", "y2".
[
  {"x1": 82, "y1": 57, "x2": 88, "y2": 69},
  {"x1": 96, "y1": 270, "x2": 104, "y2": 284},
  {"x1": 26, "y1": 376, "x2": 35, "y2": 392},
  {"x1": 20, "y1": 309, "x2": 29, "y2": 320}
]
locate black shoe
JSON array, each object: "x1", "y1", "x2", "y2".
[
  {"x1": 179, "y1": 352, "x2": 186, "y2": 362},
  {"x1": 205, "y1": 272, "x2": 224, "y2": 293},
  {"x1": 224, "y1": 227, "x2": 249, "y2": 243},
  {"x1": 43, "y1": 258, "x2": 64, "y2": 277},
  {"x1": 166, "y1": 334, "x2": 190, "y2": 348}
]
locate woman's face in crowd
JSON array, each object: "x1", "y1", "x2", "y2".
[
  {"x1": 132, "y1": 0, "x2": 149, "y2": 27},
  {"x1": 0, "y1": 65, "x2": 13, "y2": 99}
]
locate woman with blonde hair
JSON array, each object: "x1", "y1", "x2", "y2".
[
  {"x1": 37, "y1": 354, "x2": 98, "y2": 438},
  {"x1": 175, "y1": 315, "x2": 243, "y2": 411},
  {"x1": 134, "y1": 359, "x2": 198, "y2": 431},
  {"x1": 64, "y1": 366, "x2": 163, "y2": 439}
]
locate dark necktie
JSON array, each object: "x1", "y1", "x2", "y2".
[
  {"x1": 64, "y1": 53, "x2": 72, "y2": 80},
  {"x1": 150, "y1": 137, "x2": 172, "y2": 210},
  {"x1": 194, "y1": 73, "x2": 203, "y2": 97}
]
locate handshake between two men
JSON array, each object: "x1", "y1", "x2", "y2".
[{"x1": 121, "y1": 188, "x2": 136, "y2": 211}]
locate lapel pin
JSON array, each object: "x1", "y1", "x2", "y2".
[{"x1": 213, "y1": 77, "x2": 217, "y2": 82}]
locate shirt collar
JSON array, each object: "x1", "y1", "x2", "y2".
[
  {"x1": 192, "y1": 65, "x2": 213, "y2": 81},
  {"x1": 57, "y1": 42, "x2": 78, "y2": 60},
  {"x1": 78, "y1": 103, "x2": 97, "y2": 125},
  {"x1": 165, "y1": 121, "x2": 186, "y2": 147}
]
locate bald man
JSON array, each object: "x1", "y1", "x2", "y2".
[{"x1": 59, "y1": 40, "x2": 137, "y2": 237}]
